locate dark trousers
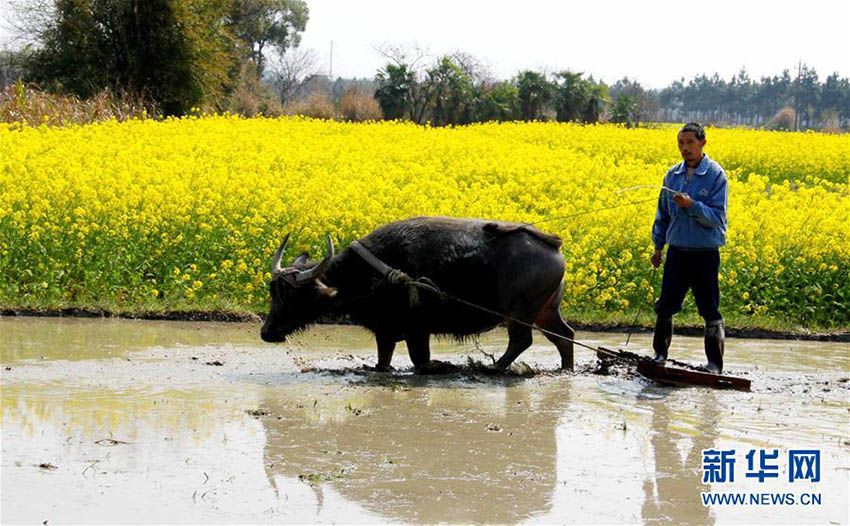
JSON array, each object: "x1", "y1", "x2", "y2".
[{"x1": 654, "y1": 246, "x2": 722, "y2": 322}]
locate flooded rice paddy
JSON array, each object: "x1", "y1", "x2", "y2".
[{"x1": 1, "y1": 317, "x2": 848, "y2": 524}]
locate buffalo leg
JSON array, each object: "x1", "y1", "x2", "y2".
[
  {"x1": 534, "y1": 283, "x2": 575, "y2": 370},
  {"x1": 495, "y1": 321, "x2": 534, "y2": 370},
  {"x1": 374, "y1": 332, "x2": 396, "y2": 371},
  {"x1": 405, "y1": 331, "x2": 431, "y2": 373}
]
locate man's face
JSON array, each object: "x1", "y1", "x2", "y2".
[{"x1": 678, "y1": 131, "x2": 706, "y2": 165}]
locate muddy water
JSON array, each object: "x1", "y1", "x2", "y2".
[{"x1": 1, "y1": 317, "x2": 847, "y2": 525}]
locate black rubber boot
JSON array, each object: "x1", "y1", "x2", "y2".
[
  {"x1": 652, "y1": 315, "x2": 673, "y2": 363},
  {"x1": 704, "y1": 319, "x2": 725, "y2": 374}
]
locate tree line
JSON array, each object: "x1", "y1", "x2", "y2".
[
  {"x1": 657, "y1": 65, "x2": 849, "y2": 131},
  {"x1": 372, "y1": 51, "x2": 850, "y2": 131},
  {"x1": 373, "y1": 54, "x2": 608, "y2": 127}
]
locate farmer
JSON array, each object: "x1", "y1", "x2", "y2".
[{"x1": 650, "y1": 122, "x2": 728, "y2": 373}]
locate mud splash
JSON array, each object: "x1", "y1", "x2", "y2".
[{"x1": 1, "y1": 317, "x2": 848, "y2": 524}]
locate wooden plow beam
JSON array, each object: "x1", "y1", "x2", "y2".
[{"x1": 596, "y1": 346, "x2": 751, "y2": 392}]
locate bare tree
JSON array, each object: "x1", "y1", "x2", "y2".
[
  {"x1": 374, "y1": 41, "x2": 431, "y2": 72},
  {"x1": 449, "y1": 50, "x2": 494, "y2": 86},
  {"x1": 373, "y1": 41, "x2": 434, "y2": 123},
  {"x1": 230, "y1": 0, "x2": 309, "y2": 79},
  {"x1": 5, "y1": 0, "x2": 55, "y2": 46},
  {"x1": 267, "y1": 46, "x2": 319, "y2": 106}
]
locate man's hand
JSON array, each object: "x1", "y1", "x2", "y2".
[
  {"x1": 673, "y1": 192, "x2": 693, "y2": 208},
  {"x1": 651, "y1": 248, "x2": 664, "y2": 268}
]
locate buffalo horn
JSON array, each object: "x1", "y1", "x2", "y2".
[
  {"x1": 270, "y1": 233, "x2": 291, "y2": 278},
  {"x1": 296, "y1": 235, "x2": 335, "y2": 284}
]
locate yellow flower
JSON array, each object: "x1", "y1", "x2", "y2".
[{"x1": 0, "y1": 116, "x2": 846, "y2": 324}]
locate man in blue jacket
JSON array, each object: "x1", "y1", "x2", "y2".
[{"x1": 651, "y1": 122, "x2": 728, "y2": 373}]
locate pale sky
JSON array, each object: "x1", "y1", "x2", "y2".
[
  {"x1": 2, "y1": 0, "x2": 848, "y2": 88},
  {"x1": 297, "y1": 0, "x2": 850, "y2": 87}
]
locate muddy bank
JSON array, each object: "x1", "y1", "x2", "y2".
[
  {"x1": 0, "y1": 306, "x2": 261, "y2": 322},
  {"x1": 3, "y1": 306, "x2": 849, "y2": 341}
]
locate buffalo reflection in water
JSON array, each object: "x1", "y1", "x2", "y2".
[{"x1": 256, "y1": 375, "x2": 571, "y2": 523}]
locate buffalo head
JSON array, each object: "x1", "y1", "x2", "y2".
[{"x1": 260, "y1": 234, "x2": 338, "y2": 342}]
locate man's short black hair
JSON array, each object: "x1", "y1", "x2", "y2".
[{"x1": 679, "y1": 122, "x2": 705, "y2": 140}]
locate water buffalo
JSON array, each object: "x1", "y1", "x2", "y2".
[{"x1": 260, "y1": 216, "x2": 575, "y2": 372}]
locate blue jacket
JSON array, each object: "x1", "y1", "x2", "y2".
[{"x1": 652, "y1": 154, "x2": 728, "y2": 250}]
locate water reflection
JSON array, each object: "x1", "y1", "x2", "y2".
[
  {"x1": 639, "y1": 388, "x2": 718, "y2": 525},
  {"x1": 258, "y1": 377, "x2": 571, "y2": 524},
  {"x1": 1, "y1": 318, "x2": 848, "y2": 524},
  {"x1": 0, "y1": 316, "x2": 260, "y2": 362}
]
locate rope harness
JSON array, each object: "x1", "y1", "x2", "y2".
[{"x1": 283, "y1": 193, "x2": 671, "y2": 354}]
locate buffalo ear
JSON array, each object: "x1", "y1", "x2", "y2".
[
  {"x1": 319, "y1": 287, "x2": 338, "y2": 299},
  {"x1": 316, "y1": 280, "x2": 338, "y2": 299},
  {"x1": 292, "y1": 252, "x2": 309, "y2": 266}
]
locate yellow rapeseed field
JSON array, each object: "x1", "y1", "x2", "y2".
[{"x1": 1, "y1": 116, "x2": 848, "y2": 326}]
